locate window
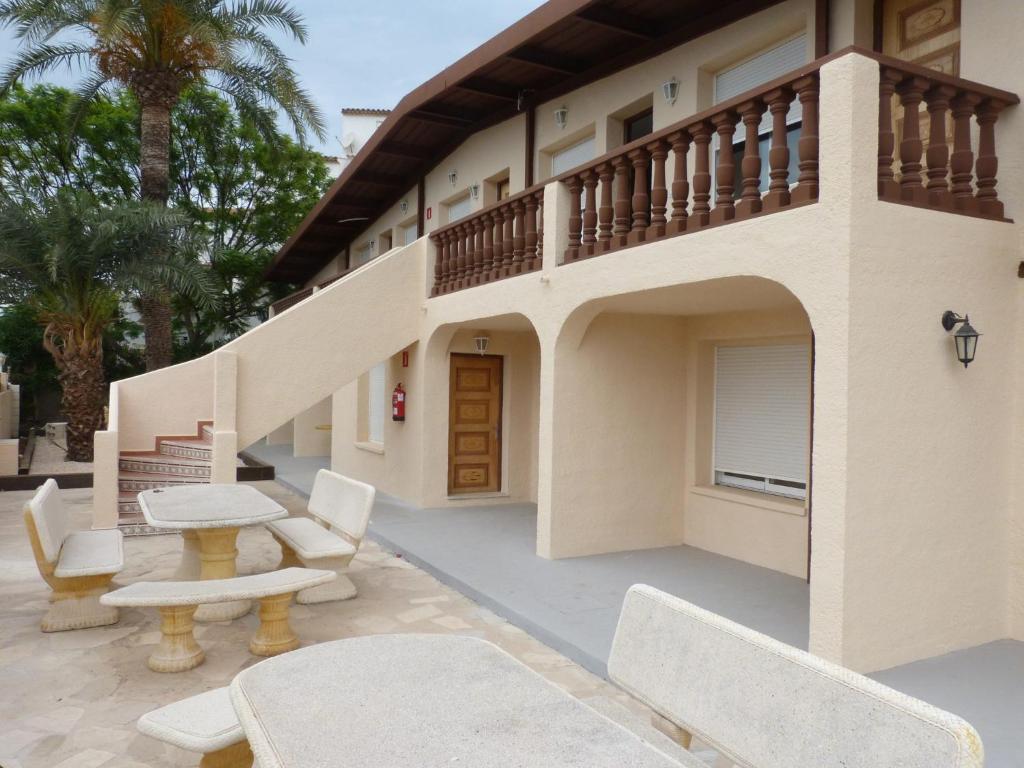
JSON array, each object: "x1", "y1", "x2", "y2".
[
  {"x1": 623, "y1": 108, "x2": 653, "y2": 144},
  {"x1": 713, "y1": 35, "x2": 807, "y2": 193},
  {"x1": 496, "y1": 178, "x2": 510, "y2": 201},
  {"x1": 551, "y1": 136, "x2": 596, "y2": 175},
  {"x1": 368, "y1": 362, "x2": 386, "y2": 444},
  {"x1": 446, "y1": 195, "x2": 471, "y2": 223},
  {"x1": 401, "y1": 221, "x2": 418, "y2": 246},
  {"x1": 379, "y1": 232, "x2": 392, "y2": 253},
  {"x1": 713, "y1": 344, "x2": 809, "y2": 500},
  {"x1": 351, "y1": 242, "x2": 373, "y2": 267}
]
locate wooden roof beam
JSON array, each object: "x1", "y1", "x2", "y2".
[
  {"x1": 506, "y1": 46, "x2": 587, "y2": 75},
  {"x1": 408, "y1": 107, "x2": 478, "y2": 128},
  {"x1": 575, "y1": 6, "x2": 656, "y2": 39},
  {"x1": 453, "y1": 78, "x2": 519, "y2": 101},
  {"x1": 376, "y1": 141, "x2": 428, "y2": 160}
]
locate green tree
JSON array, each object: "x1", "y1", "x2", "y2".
[
  {"x1": 0, "y1": 189, "x2": 217, "y2": 460},
  {"x1": 0, "y1": 0, "x2": 326, "y2": 371},
  {"x1": 0, "y1": 303, "x2": 58, "y2": 427},
  {"x1": 169, "y1": 86, "x2": 330, "y2": 357}
]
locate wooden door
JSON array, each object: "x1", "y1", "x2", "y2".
[
  {"x1": 448, "y1": 354, "x2": 502, "y2": 494},
  {"x1": 882, "y1": 0, "x2": 960, "y2": 167}
]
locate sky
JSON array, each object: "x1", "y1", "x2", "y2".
[{"x1": 0, "y1": 0, "x2": 547, "y2": 153}]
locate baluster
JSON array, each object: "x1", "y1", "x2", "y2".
[
  {"x1": 710, "y1": 111, "x2": 737, "y2": 224},
  {"x1": 565, "y1": 175, "x2": 583, "y2": 262},
  {"x1": 524, "y1": 193, "x2": 539, "y2": 270},
  {"x1": 491, "y1": 207, "x2": 505, "y2": 279},
  {"x1": 689, "y1": 121, "x2": 712, "y2": 230},
  {"x1": 648, "y1": 139, "x2": 669, "y2": 239},
  {"x1": 975, "y1": 98, "x2": 1007, "y2": 218},
  {"x1": 454, "y1": 225, "x2": 467, "y2": 290},
  {"x1": 792, "y1": 74, "x2": 819, "y2": 204},
  {"x1": 949, "y1": 92, "x2": 980, "y2": 213},
  {"x1": 597, "y1": 163, "x2": 614, "y2": 250},
  {"x1": 762, "y1": 87, "x2": 793, "y2": 211},
  {"x1": 924, "y1": 85, "x2": 955, "y2": 208},
  {"x1": 581, "y1": 170, "x2": 599, "y2": 257},
  {"x1": 501, "y1": 204, "x2": 515, "y2": 275},
  {"x1": 462, "y1": 222, "x2": 476, "y2": 287},
  {"x1": 736, "y1": 99, "x2": 765, "y2": 219},
  {"x1": 896, "y1": 76, "x2": 928, "y2": 205},
  {"x1": 877, "y1": 70, "x2": 901, "y2": 200},
  {"x1": 443, "y1": 231, "x2": 455, "y2": 292},
  {"x1": 535, "y1": 190, "x2": 544, "y2": 262},
  {"x1": 612, "y1": 155, "x2": 631, "y2": 247},
  {"x1": 431, "y1": 237, "x2": 443, "y2": 296},
  {"x1": 667, "y1": 130, "x2": 690, "y2": 235},
  {"x1": 512, "y1": 199, "x2": 526, "y2": 273},
  {"x1": 627, "y1": 147, "x2": 651, "y2": 244},
  {"x1": 472, "y1": 218, "x2": 485, "y2": 284},
  {"x1": 481, "y1": 214, "x2": 494, "y2": 284}
]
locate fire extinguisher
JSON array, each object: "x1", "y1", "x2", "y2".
[{"x1": 392, "y1": 383, "x2": 406, "y2": 422}]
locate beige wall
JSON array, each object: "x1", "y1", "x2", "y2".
[{"x1": 292, "y1": 396, "x2": 332, "y2": 457}]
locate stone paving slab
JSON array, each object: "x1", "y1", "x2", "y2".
[{"x1": 0, "y1": 481, "x2": 713, "y2": 768}]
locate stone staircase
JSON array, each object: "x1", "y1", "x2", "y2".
[{"x1": 117, "y1": 422, "x2": 213, "y2": 534}]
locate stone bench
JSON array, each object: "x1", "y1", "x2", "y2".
[
  {"x1": 101, "y1": 567, "x2": 335, "y2": 672},
  {"x1": 609, "y1": 584, "x2": 984, "y2": 767},
  {"x1": 266, "y1": 469, "x2": 375, "y2": 604},
  {"x1": 137, "y1": 687, "x2": 251, "y2": 768},
  {"x1": 24, "y1": 478, "x2": 124, "y2": 632}
]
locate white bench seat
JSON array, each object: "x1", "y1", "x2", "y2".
[
  {"x1": 138, "y1": 687, "x2": 251, "y2": 768},
  {"x1": 266, "y1": 517, "x2": 355, "y2": 559},
  {"x1": 103, "y1": 567, "x2": 335, "y2": 672},
  {"x1": 54, "y1": 529, "x2": 125, "y2": 578},
  {"x1": 266, "y1": 470, "x2": 375, "y2": 605},
  {"x1": 23, "y1": 478, "x2": 123, "y2": 632}
]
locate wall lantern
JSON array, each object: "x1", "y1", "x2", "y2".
[
  {"x1": 399, "y1": 199, "x2": 409, "y2": 214},
  {"x1": 368, "y1": 240, "x2": 376, "y2": 251},
  {"x1": 662, "y1": 77, "x2": 679, "y2": 105},
  {"x1": 554, "y1": 106, "x2": 569, "y2": 130},
  {"x1": 448, "y1": 169, "x2": 458, "y2": 186},
  {"x1": 470, "y1": 183, "x2": 481, "y2": 200},
  {"x1": 473, "y1": 334, "x2": 490, "y2": 356},
  {"x1": 941, "y1": 310, "x2": 981, "y2": 368}
]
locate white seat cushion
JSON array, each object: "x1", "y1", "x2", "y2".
[
  {"x1": 55, "y1": 529, "x2": 124, "y2": 577},
  {"x1": 28, "y1": 479, "x2": 69, "y2": 563},
  {"x1": 267, "y1": 517, "x2": 356, "y2": 560},
  {"x1": 137, "y1": 687, "x2": 244, "y2": 753},
  {"x1": 101, "y1": 567, "x2": 336, "y2": 607}
]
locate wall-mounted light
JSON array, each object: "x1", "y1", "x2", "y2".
[
  {"x1": 369, "y1": 240, "x2": 376, "y2": 251},
  {"x1": 473, "y1": 334, "x2": 490, "y2": 356},
  {"x1": 470, "y1": 183, "x2": 480, "y2": 200},
  {"x1": 662, "y1": 77, "x2": 679, "y2": 106},
  {"x1": 399, "y1": 199, "x2": 409, "y2": 214},
  {"x1": 448, "y1": 169, "x2": 458, "y2": 186},
  {"x1": 941, "y1": 310, "x2": 981, "y2": 368},
  {"x1": 554, "y1": 106, "x2": 569, "y2": 130}
]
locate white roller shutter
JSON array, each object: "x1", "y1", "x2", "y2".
[
  {"x1": 714, "y1": 344, "x2": 810, "y2": 492},
  {"x1": 715, "y1": 35, "x2": 807, "y2": 128},
  {"x1": 352, "y1": 243, "x2": 373, "y2": 267},
  {"x1": 402, "y1": 222, "x2": 419, "y2": 246},
  {"x1": 368, "y1": 362, "x2": 386, "y2": 444},
  {"x1": 551, "y1": 136, "x2": 596, "y2": 175},
  {"x1": 446, "y1": 195, "x2": 471, "y2": 223}
]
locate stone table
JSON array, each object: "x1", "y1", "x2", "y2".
[
  {"x1": 230, "y1": 634, "x2": 704, "y2": 768},
  {"x1": 139, "y1": 484, "x2": 286, "y2": 621}
]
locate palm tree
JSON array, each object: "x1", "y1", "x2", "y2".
[
  {"x1": 0, "y1": 0, "x2": 326, "y2": 370},
  {"x1": 0, "y1": 189, "x2": 217, "y2": 461}
]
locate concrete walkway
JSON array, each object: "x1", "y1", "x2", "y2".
[{"x1": 248, "y1": 441, "x2": 1023, "y2": 768}]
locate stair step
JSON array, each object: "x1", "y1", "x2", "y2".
[
  {"x1": 118, "y1": 472, "x2": 210, "y2": 492},
  {"x1": 158, "y1": 439, "x2": 212, "y2": 460},
  {"x1": 118, "y1": 455, "x2": 211, "y2": 477},
  {"x1": 201, "y1": 424, "x2": 214, "y2": 441}
]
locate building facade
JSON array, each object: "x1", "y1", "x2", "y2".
[{"x1": 94, "y1": 0, "x2": 1024, "y2": 676}]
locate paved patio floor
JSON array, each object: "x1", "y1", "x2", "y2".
[
  {"x1": 0, "y1": 482, "x2": 708, "y2": 768},
  {"x1": 250, "y1": 442, "x2": 1024, "y2": 767}
]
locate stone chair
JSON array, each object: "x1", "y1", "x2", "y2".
[
  {"x1": 23, "y1": 478, "x2": 124, "y2": 631},
  {"x1": 265, "y1": 469, "x2": 375, "y2": 604},
  {"x1": 608, "y1": 584, "x2": 984, "y2": 768}
]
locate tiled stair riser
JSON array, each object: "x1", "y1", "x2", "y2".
[
  {"x1": 118, "y1": 457, "x2": 212, "y2": 476},
  {"x1": 158, "y1": 443, "x2": 212, "y2": 460}
]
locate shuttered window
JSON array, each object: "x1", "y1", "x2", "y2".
[
  {"x1": 713, "y1": 344, "x2": 810, "y2": 499},
  {"x1": 401, "y1": 222, "x2": 418, "y2": 246},
  {"x1": 551, "y1": 136, "x2": 596, "y2": 175},
  {"x1": 368, "y1": 362, "x2": 386, "y2": 444},
  {"x1": 446, "y1": 195, "x2": 471, "y2": 223},
  {"x1": 352, "y1": 243, "x2": 373, "y2": 267}
]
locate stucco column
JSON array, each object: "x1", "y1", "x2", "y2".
[
  {"x1": 534, "y1": 329, "x2": 558, "y2": 559},
  {"x1": 211, "y1": 350, "x2": 238, "y2": 484}
]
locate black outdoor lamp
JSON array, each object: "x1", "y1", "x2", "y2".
[{"x1": 941, "y1": 310, "x2": 981, "y2": 368}]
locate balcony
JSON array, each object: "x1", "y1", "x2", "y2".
[{"x1": 428, "y1": 47, "x2": 1018, "y2": 297}]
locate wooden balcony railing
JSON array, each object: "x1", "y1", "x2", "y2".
[
  {"x1": 558, "y1": 63, "x2": 822, "y2": 265},
  {"x1": 874, "y1": 51, "x2": 1019, "y2": 218},
  {"x1": 429, "y1": 187, "x2": 544, "y2": 295}
]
